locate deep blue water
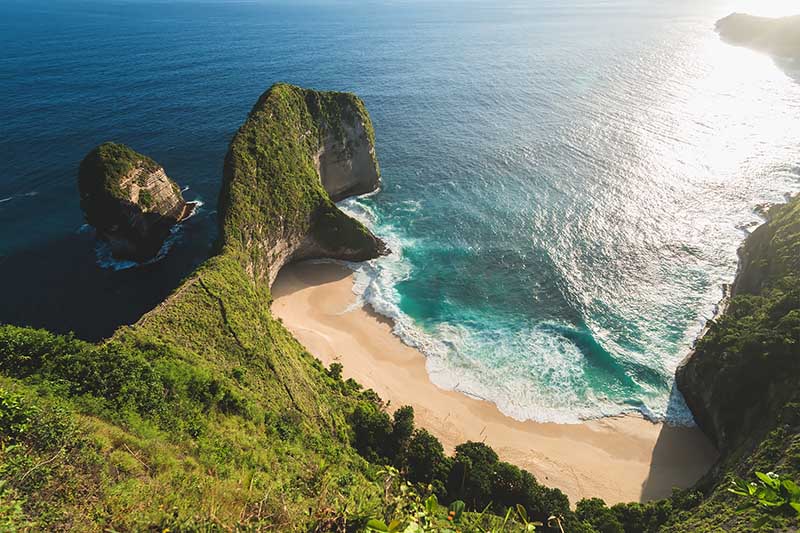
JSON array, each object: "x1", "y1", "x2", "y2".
[{"x1": 2, "y1": 0, "x2": 799, "y2": 423}]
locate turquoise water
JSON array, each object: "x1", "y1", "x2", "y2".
[{"x1": 1, "y1": 0, "x2": 799, "y2": 423}]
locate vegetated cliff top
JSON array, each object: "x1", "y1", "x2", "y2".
[
  {"x1": 219, "y1": 83, "x2": 385, "y2": 285},
  {"x1": 673, "y1": 194, "x2": 800, "y2": 532},
  {"x1": 78, "y1": 142, "x2": 163, "y2": 222},
  {"x1": 716, "y1": 12, "x2": 800, "y2": 59}
]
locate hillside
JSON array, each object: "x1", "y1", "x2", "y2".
[
  {"x1": 674, "y1": 195, "x2": 800, "y2": 531},
  {"x1": 1, "y1": 83, "x2": 799, "y2": 532}
]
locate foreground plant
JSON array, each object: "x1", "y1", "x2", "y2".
[
  {"x1": 365, "y1": 467, "x2": 563, "y2": 533},
  {"x1": 729, "y1": 471, "x2": 800, "y2": 519}
]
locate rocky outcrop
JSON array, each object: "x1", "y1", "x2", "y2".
[
  {"x1": 716, "y1": 13, "x2": 800, "y2": 59},
  {"x1": 218, "y1": 83, "x2": 387, "y2": 286},
  {"x1": 78, "y1": 142, "x2": 195, "y2": 261}
]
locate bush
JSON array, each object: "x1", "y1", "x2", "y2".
[
  {"x1": 404, "y1": 429, "x2": 452, "y2": 495},
  {"x1": 349, "y1": 402, "x2": 392, "y2": 462}
]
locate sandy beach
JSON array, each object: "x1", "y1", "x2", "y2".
[{"x1": 271, "y1": 261, "x2": 718, "y2": 505}]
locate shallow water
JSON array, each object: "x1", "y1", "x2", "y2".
[{"x1": 1, "y1": 0, "x2": 799, "y2": 422}]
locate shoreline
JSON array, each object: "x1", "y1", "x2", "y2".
[{"x1": 271, "y1": 261, "x2": 718, "y2": 505}]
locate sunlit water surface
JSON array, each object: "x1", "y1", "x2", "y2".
[{"x1": 1, "y1": 0, "x2": 799, "y2": 423}]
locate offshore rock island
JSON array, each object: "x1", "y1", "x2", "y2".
[{"x1": 78, "y1": 142, "x2": 196, "y2": 261}]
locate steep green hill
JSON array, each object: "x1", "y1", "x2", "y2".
[
  {"x1": 1, "y1": 83, "x2": 394, "y2": 531},
  {"x1": 1, "y1": 83, "x2": 799, "y2": 532}
]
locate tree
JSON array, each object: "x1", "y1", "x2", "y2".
[
  {"x1": 389, "y1": 405, "x2": 415, "y2": 461},
  {"x1": 350, "y1": 402, "x2": 392, "y2": 463},
  {"x1": 576, "y1": 498, "x2": 624, "y2": 533},
  {"x1": 448, "y1": 441, "x2": 498, "y2": 509},
  {"x1": 403, "y1": 428, "x2": 452, "y2": 495}
]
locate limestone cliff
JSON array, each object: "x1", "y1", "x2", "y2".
[
  {"x1": 716, "y1": 13, "x2": 800, "y2": 59},
  {"x1": 676, "y1": 196, "x2": 800, "y2": 453},
  {"x1": 218, "y1": 83, "x2": 387, "y2": 286},
  {"x1": 78, "y1": 142, "x2": 194, "y2": 261}
]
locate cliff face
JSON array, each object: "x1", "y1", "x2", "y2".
[
  {"x1": 218, "y1": 83, "x2": 387, "y2": 286},
  {"x1": 671, "y1": 196, "x2": 800, "y2": 531},
  {"x1": 78, "y1": 142, "x2": 193, "y2": 260},
  {"x1": 716, "y1": 13, "x2": 800, "y2": 59},
  {"x1": 676, "y1": 196, "x2": 800, "y2": 452}
]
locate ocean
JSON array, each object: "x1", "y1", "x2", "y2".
[{"x1": 1, "y1": 0, "x2": 799, "y2": 424}]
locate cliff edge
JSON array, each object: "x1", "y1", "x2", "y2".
[
  {"x1": 671, "y1": 195, "x2": 800, "y2": 531},
  {"x1": 676, "y1": 196, "x2": 800, "y2": 452}
]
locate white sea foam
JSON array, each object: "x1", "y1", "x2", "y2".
[
  {"x1": 337, "y1": 195, "x2": 641, "y2": 425},
  {"x1": 0, "y1": 191, "x2": 38, "y2": 204}
]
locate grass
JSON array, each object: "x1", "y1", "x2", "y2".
[{"x1": 3, "y1": 84, "x2": 800, "y2": 532}]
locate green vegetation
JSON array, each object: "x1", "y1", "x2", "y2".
[
  {"x1": 139, "y1": 189, "x2": 153, "y2": 209},
  {"x1": 4, "y1": 84, "x2": 800, "y2": 531},
  {"x1": 729, "y1": 472, "x2": 800, "y2": 518},
  {"x1": 364, "y1": 467, "x2": 554, "y2": 533},
  {"x1": 77, "y1": 142, "x2": 160, "y2": 228},
  {"x1": 219, "y1": 83, "x2": 383, "y2": 282},
  {"x1": 673, "y1": 194, "x2": 800, "y2": 531}
]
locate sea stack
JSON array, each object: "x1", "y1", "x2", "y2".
[{"x1": 78, "y1": 142, "x2": 195, "y2": 261}]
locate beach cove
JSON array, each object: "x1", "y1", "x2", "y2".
[{"x1": 272, "y1": 261, "x2": 718, "y2": 505}]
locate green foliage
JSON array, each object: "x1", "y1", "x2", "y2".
[
  {"x1": 729, "y1": 471, "x2": 800, "y2": 516},
  {"x1": 219, "y1": 83, "x2": 382, "y2": 281},
  {"x1": 350, "y1": 401, "x2": 394, "y2": 462},
  {"x1": 670, "y1": 195, "x2": 800, "y2": 531},
  {"x1": 138, "y1": 188, "x2": 153, "y2": 209},
  {"x1": 365, "y1": 467, "x2": 544, "y2": 533},
  {"x1": 349, "y1": 400, "x2": 570, "y2": 526},
  {"x1": 403, "y1": 429, "x2": 451, "y2": 493}
]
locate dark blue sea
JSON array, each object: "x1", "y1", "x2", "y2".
[{"x1": 2, "y1": 0, "x2": 799, "y2": 423}]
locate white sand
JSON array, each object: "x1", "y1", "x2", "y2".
[{"x1": 272, "y1": 261, "x2": 718, "y2": 505}]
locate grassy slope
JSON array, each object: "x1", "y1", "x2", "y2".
[
  {"x1": 0, "y1": 256, "x2": 383, "y2": 530},
  {"x1": 1, "y1": 84, "x2": 391, "y2": 530}
]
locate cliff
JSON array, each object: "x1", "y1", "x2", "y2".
[
  {"x1": 677, "y1": 196, "x2": 800, "y2": 452},
  {"x1": 219, "y1": 83, "x2": 387, "y2": 286},
  {"x1": 716, "y1": 13, "x2": 800, "y2": 59},
  {"x1": 672, "y1": 195, "x2": 800, "y2": 531},
  {"x1": 0, "y1": 85, "x2": 395, "y2": 530},
  {"x1": 78, "y1": 142, "x2": 194, "y2": 261}
]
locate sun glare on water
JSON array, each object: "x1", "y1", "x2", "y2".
[{"x1": 729, "y1": 0, "x2": 800, "y2": 17}]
